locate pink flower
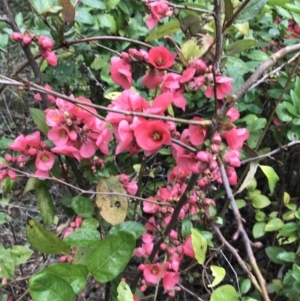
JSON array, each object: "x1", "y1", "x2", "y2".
[
  {"x1": 35, "y1": 151, "x2": 55, "y2": 171},
  {"x1": 226, "y1": 107, "x2": 240, "y2": 123},
  {"x1": 25, "y1": 131, "x2": 41, "y2": 148},
  {"x1": 142, "y1": 69, "x2": 163, "y2": 89},
  {"x1": 95, "y1": 128, "x2": 112, "y2": 155},
  {"x1": 47, "y1": 126, "x2": 70, "y2": 146},
  {"x1": 142, "y1": 263, "x2": 166, "y2": 284},
  {"x1": 45, "y1": 109, "x2": 64, "y2": 126},
  {"x1": 79, "y1": 138, "x2": 97, "y2": 158},
  {"x1": 110, "y1": 57, "x2": 132, "y2": 89},
  {"x1": 143, "y1": 197, "x2": 160, "y2": 213},
  {"x1": 51, "y1": 145, "x2": 81, "y2": 161},
  {"x1": 146, "y1": 1, "x2": 170, "y2": 29},
  {"x1": 115, "y1": 120, "x2": 134, "y2": 154},
  {"x1": 205, "y1": 75, "x2": 233, "y2": 99},
  {"x1": 224, "y1": 128, "x2": 249, "y2": 150},
  {"x1": 134, "y1": 120, "x2": 172, "y2": 156},
  {"x1": 9, "y1": 135, "x2": 27, "y2": 152},
  {"x1": 162, "y1": 271, "x2": 180, "y2": 291},
  {"x1": 182, "y1": 235, "x2": 195, "y2": 259},
  {"x1": 7, "y1": 169, "x2": 16, "y2": 180},
  {"x1": 145, "y1": 92, "x2": 173, "y2": 115},
  {"x1": 188, "y1": 117, "x2": 207, "y2": 146},
  {"x1": 125, "y1": 181, "x2": 138, "y2": 195},
  {"x1": 148, "y1": 46, "x2": 175, "y2": 70},
  {"x1": 226, "y1": 166, "x2": 238, "y2": 185}
]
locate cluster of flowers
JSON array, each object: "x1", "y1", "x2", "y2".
[
  {"x1": 7, "y1": 88, "x2": 112, "y2": 179},
  {"x1": 11, "y1": 32, "x2": 57, "y2": 66},
  {"x1": 145, "y1": 1, "x2": 173, "y2": 29},
  {"x1": 111, "y1": 46, "x2": 233, "y2": 112}
]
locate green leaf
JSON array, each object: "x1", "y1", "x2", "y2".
[
  {"x1": 181, "y1": 14, "x2": 202, "y2": 35},
  {"x1": 208, "y1": 265, "x2": 226, "y2": 288},
  {"x1": 0, "y1": 212, "x2": 11, "y2": 224},
  {"x1": 30, "y1": 272, "x2": 76, "y2": 301},
  {"x1": 145, "y1": 20, "x2": 181, "y2": 42},
  {"x1": 98, "y1": 14, "x2": 117, "y2": 33},
  {"x1": 23, "y1": 178, "x2": 43, "y2": 194},
  {"x1": 109, "y1": 221, "x2": 146, "y2": 240},
  {"x1": 10, "y1": 245, "x2": 33, "y2": 265},
  {"x1": 284, "y1": 102, "x2": 298, "y2": 117},
  {"x1": 29, "y1": 108, "x2": 50, "y2": 135},
  {"x1": 35, "y1": 263, "x2": 88, "y2": 294},
  {"x1": 253, "y1": 222, "x2": 266, "y2": 238},
  {"x1": 266, "y1": 246, "x2": 286, "y2": 264},
  {"x1": 73, "y1": 247, "x2": 91, "y2": 265},
  {"x1": 81, "y1": 218, "x2": 99, "y2": 229},
  {"x1": 191, "y1": 228, "x2": 207, "y2": 265},
  {"x1": 234, "y1": 0, "x2": 268, "y2": 24},
  {"x1": 35, "y1": 186, "x2": 55, "y2": 227},
  {"x1": 103, "y1": 0, "x2": 119, "y2": 11},
  {"x1": 86, "y1": 231, "x2": 135, "y2": 283},
  {"x1": 117, "y1": 281, "x2": 134, "y2": 301},
  {"x1": 277, "y1": 252, "x2": 295, "y2": 262},
  {"x1": 64, "y1": 228, "x2": 100, "y2": 247},
  {"x1": 0, "y1": 246, "x2": 15, "y2": 279},
  {"x1": 224, "y1": 0, "x2": 234, "y2": 22},
  {"x1": 26, "y1": 219, "x2": 70, "y2": 254},
  {"x1": 181, "y1": 39, "x2": 203, "y2": 62},
  {"x1": 210, "y1": 284, "x2": 239, "y2": 301},
  {"x1": 241, "y1": 278, "x2": 251, "y2": 294},
  {"x1": 226, "y1": 39, "x2": 257, "y2": 55},
  {"x1": 28, "y1": 0, "x2": 54, "y2": 14},
  {"x1": 291, "y1": 77, "x2": 300, "y2": 113},
  {"x1": 82, "y1": 0, "x2": 106, "y2": 9},
  {"x1": 72, "y1": 196, "x2": 95, "y2": 218},
  {"x1": 265, "y1": 218, "x2": 284, "y2": 232},
  {"x1": 259, "y1": 165, "x2": 279, "y2": 195},
  {"x1": 251, "y1": 194, "x2": 271, "y2": 209},
  {"x1": 181, "y1": 219, "x2": 193, "y2": 238},
  {"x1": 246, "y1": 50, "x2": 269, "y2": 61},
  {"x1": 292, "y1": 263, "x2": 300, "y2": 281},
  {"x1": 75, "y1": 8, "x2": 94, "y2": 24},
  {"x1": 276, "y1": 103, "x2": 293, "y2": 122}
]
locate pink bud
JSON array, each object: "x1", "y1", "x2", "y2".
[
  {"x1": 67, "y1": 256, "x2": 73, "y2": 263},
  {"x1": 75, "y1": 216, "x2": 83, "y2": 228},
  {"x1": 5, "y1": 154, "x2": 13, "y2": 162},
  {"x1": 196, "y1": 151, "x2": 212, "y2": 163},
  {"x1": 210, "y1": 144, "x2": 220, "y2": 153},
  {"x1": 11, "y1": 32, "x2": 24, "y2": 42},
  {"x1": 44, "y1": 50, "x2": 58, "y2": 66},
  {"x1": 63, "y1": 227, "x2": 73, "y2": 238},
  {"x1": 1, "y1": 278, "x2": 7, "y2": 285},
  {"x1": 22, "y1": 36, "x2": 32, "y2": 45},
  {"x1": 59, "y1": 256, "x2": 67, "y2": 262},
  {"x1": 70, "y1": 222, "x2": 76, "y2": 228},
  {"x1": 7, "y1": 169, "x2": 16, "y2": 180},
  {"x1": 120, "y1": 52, "x2": 132, "y2": 63},
  {"x1": 38, "y1": 36, "x2": 54, "y2": 49}
]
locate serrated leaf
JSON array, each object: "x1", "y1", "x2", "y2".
[
  {"x1": 117, "y1": 281, "x2": 134, "y2": 301},
  {"x1": 64, "y1": 228, "x2": 100, "y2": 247},
  {"x1": 29, "y1": 108, "x2": 50, "y2": 135},
  {"x1": 208, "y1": 265, "x2": 226, "y2": 288},
  {"x1": 234, "y1": 0, "x2": 268, "y2": 24},
  {"x1": 26, "y1": 218, "x2": 70, "y2": 254},
  {"x1": 210, "y1": 284, "x2": 239, "y2": 301},
  {"x1": 29, "y1": 272, "x2": 76, "y2": 301},
  {"x1": 35, "y1": 186, "x2": 55, "y2": 227},
  {"x1": 191, "y1": 229, "x2": 207, "y2": 265},
  {"x1": 86, "y1": 231, "x2": 135, "y2": 283},
  {"x1": 259, "y1": 165, "x2": 279, "y2": 195},
  {"x1": 96, "y1": 176, "x2": 128, "y2": 226},
  {"x1": 145, "y1": 20, "x2": 181, "y2": 42},
  {"x1": 10, "y1": 245, "x2": 33, "y2": 265}
]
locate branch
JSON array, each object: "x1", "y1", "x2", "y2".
[
  {"x1": 0, "y1": 0, "x2": 48, "y2": 103},
  {"x1": 213, "y1": 0, "x2": 223, "y2": 74},
  {"x1": 218, "y1": 42, "x2": 300, "y2": 117},
  {"x1": 217, "y1": 157, "x2": 271, "y2": 301}
]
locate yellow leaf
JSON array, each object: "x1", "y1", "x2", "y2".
[
  {"x1": 234, "y1": 22, "x2": 249, "y2": 36},
  {"x1": 104, "y1": 92, "x2": 122, "y2": 101},
  {"x1": 208, "y1": 265, "x2": 226, "y2": 288},
  {"x1": 283, "y1": 192, "x2": 290, "y2": 205},
  {"x1": 96, "y1": 177, "x2": 128, "y2": 226}
]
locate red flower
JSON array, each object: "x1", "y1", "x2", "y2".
[
  {"x1": 134, "y1": 120, "x2": 172, "y2": 156},
  {"x1": 110, "y1": 57, "x2": 132, "y2": 89},
  {"x1": 205, "y1": 75, "x2": 233, "y2": 99},
  {"x1": 148, "y1": 46, "x2": 175, "y2": 70},
  {"x1": 224, "y1": 128, "x2": 249, "y2": 150}
]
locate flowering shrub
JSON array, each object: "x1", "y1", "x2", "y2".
[{"x1": 2, "y1": 1, "x2": 300, "y2": 301}]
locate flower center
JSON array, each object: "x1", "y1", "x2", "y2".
[
  {"x1": 59, "y1": 129, "x2": 68, "y2": 137},
  {"x1": 151, "y1": 266, "x2": 159, "y2": 275},
  {"x1": 156, "y1": 57, "x2": 164, "y2": 66},
  {"x1": 41, "y1": 154, "x2": 49, "y2": 162},
  {"x1": 151, "y1": 131, "x2": 162, "y2": 141}
]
